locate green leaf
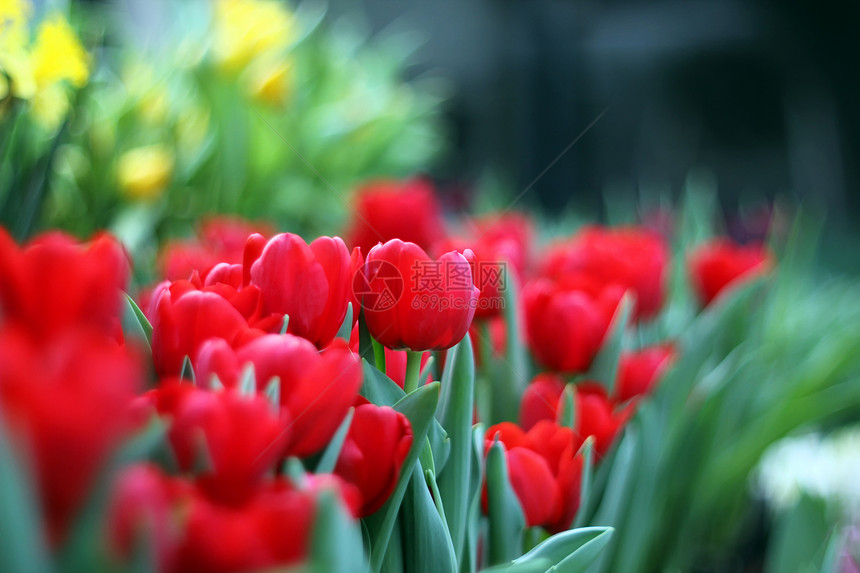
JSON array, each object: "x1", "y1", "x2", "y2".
[
  {"x1": 460, "y1": 425, "x2": 486, "y2": 573},
  {"x1": 480, "y1": 560, "x2": 553, "y2": 573},
  {"x1": 765, "y1": 494, "x2": 831, "y2": 573},
  {"x1": 315, "y1": 408, "x2": 354, "y2": 474},
  {"x1": 485, "y1": 440, "x2": 526, "y2": 566},
  {"x1": 573, "y1": 437, "x2": 595, "y2": 528},
  {"x1": 419, "y1": 355, "x2": 436, "y2": 384},
  {"x1": 400, "y1": 466, "x2": 457, "y2": 573},
  {"x1": 428, "y1": 416, "x2": 451, "y2": 474},
  {"x1": 491, "y1": 267, "x2": 529, "y2": 423},
  {"x1": 511, "y1": 527, "x2": 614, "y2": 573},
  {"x1": 0, "y1": 406, "x2": 51, "y2": 573},
  {"x1": 181, "y1": 355, "x2": 196, "y2": 384},
  {"x1": 586, "y1": 292, "x2": 633, "y2": 396},
  {"x1": 311, "y1": 489, "x2": 369, "y2": 573},
  {"x1": 366, "y1": 382, "x2": 441, "y2": 573},
  {"x1": 239, "y1": 363, "x2": 257, "y2": 396},
  {"x1": 360, "y1": 358, "x2": 406, "y2": 406},
  {"x1": 437, "y1": 337, "x2": 476, "y2": 564},
  {"x1": 336, "y1": 302, "x2": 354, "y2": 342},
  {"x1": 586, "y1": 429, "x2": 639, "y2": 573},
  {"x1": 556, "y1": 384, "x2": 577, "y2": 430},
  {"x1": 264, "y1": 377, "x2": 281, "y2": 407},
  {"x1": 122, "y1": 293, "x2": 153, "y2": 348}
]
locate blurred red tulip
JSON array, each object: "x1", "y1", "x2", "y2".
[
  {"x1": 359, "y1": 239, "x2": 479, "y2": 351},
  {"x1": 575, "y1": 385, "x2": 634, "y2": 456},
  {"x1": 248, "y1": 233, "x2": 353, "y2": 348},
  {"x1": 334, "y1": 403, "x2": 413, "y2": 516},
  {"x1": 0, "y1": 328, "x2": 142, "y2": 544},
  {"x1": 160, "y1": 217, "x2": 273, "y2": 281},
  {"x1": 0, "y1": 230, "x2": 128, "y2": 340},
  {"x1": 149, "y1": 383, "x2": 291, "y2": 506},
  {"x1": 485, "y1": 420, "x2": 584, "y2": 531},
  {"x1": 688, "y1": 239, "x2": 772, "y2": 306},
  {"x1": 538, "y1": 226, "x2": 669, "y2": 321},
  {"x1": 520, "y1": 373, "x2": 567, "y2": 431},
  {"x1": 346, "y1": 178, "x2": 445, "y2": 255},
  {"x1": 151, "y1": 283, "x2": 254, "y2": 377},
  {"x1": 195, "y1": 334, "x2": 362, "y2": 458},
  {"x1": 523, "y1": 278, "x2": 619, "y2": 373},
  {"x1": 615, "y1": 345, "x2": 675, "y2": 403}
]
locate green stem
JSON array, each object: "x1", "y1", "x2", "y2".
[{"x1": 404, "y1": 350, "x2": 422, "y2": 394}]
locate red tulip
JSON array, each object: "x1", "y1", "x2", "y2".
[
  {"x1": 109, "y1": 464, "x2": 185, "y2": 572},
  {"x1": 504, "y1": 447, "x2": 560, "y2": 527},
  {"x1": 0, "y1": 230, "x2": 128, "y2": 340},
  {"x1": 248, "y1": 233, "x2": 353, "y2": 348},
  {"x1": 149, "y1": 383, "x2": 291, "y2": 506},
  {"x1": 615, "y1": 345, "x2": 675, "y2": 403},
  {"x1": 151, "y1": 282, "x2": 254, "y2": 377},
  {"x1": 688, "y1": 239, "x2": 772, "y2": 306},
  {"x1": 520, "y1": 373, "x2": 567, "y2": 431},
  {"x1": 537, "y1": 226, "x2": 669, "y2": 321},
  {"x1": 0, "y1": 328, "x2": 142, "y2": 544},
  {"x1": 485, "y1": 420, "x2": 584, "y2": 531},
  {"x1": 194, "y1": 334, "x2": 363, "y2": 458},
  {"x1": 334, "y1": 403, "x2": 413, "y2": 516},
  {"x1": 523, "y1": 278, "x2": 619, "y2": 373},
  {"x1": 575, "y1": 385, "x2": 634, "y2": 456},
  {"x1": 359, "y1": 239, "x2": 479, "y2": 351},
  {"x1": 160, "y1": 216, "x2": 273, "y2": 281},
  {"x1": 346, "y1": 178, "x2": 445, "y2": 255}
]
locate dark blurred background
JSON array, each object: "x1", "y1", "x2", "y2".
[{"x1": 330, "y1": 0, "x2": 860, "y2": 232}]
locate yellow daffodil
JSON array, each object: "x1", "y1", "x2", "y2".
[
  {"x1": 247, "y1": 58, "x2": 294, "y2": 106},
  {"x1": 117, "y1": 144, "x2": 174, "y2": 201},
  {"x1": 214, "y1": 0, "x2": 296, "y2": 73},
  {"x1": 30, "y1": 15, "x2": 89, "y2": 89}
]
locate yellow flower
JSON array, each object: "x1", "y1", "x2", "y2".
[
  {"x1": 30, "y1": 15, "x2": 89, "y2": 89},
  {"x1": 214, "y1": 0, "x2": 296, "y2": 73},
  {"x1": 0, "y1": 0, "x2": 30, "y2": 52},
  {"x1": 0, "y1": 0, "x2": 35, "y2": 98},
  {"x1": 117, "y1": 144, "x2": 174, "y2": 201},
  {"x1": 246, "y1": 58, "x2": 294, "y2": 106}
]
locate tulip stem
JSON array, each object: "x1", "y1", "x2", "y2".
[{"x1": 404, "y1": 350, "x2": 422, "y2": 394}]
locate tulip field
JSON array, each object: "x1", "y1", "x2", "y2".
[{"x1": 3, "y1": 1, "x2": 860, "y2": 573}]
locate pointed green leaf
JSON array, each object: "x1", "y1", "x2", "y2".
[
  {"x1": 557, "y1": 383, "x2": 577, "y2": 430},
  {"x1": 336, "y1": 302, "x2": 354, "y2": 342},
  {"x1": 181, "y1": 355, "x2": 196, "y2": 384},
  {"x1": 315, "y1": 408, "x2": 354, "y2": 474},
  {"x1": 437, "y1": 337, "x2": 476, "y2": 564},
  {"x1": 122, "y1": 293, "x2": 153, "y2": 349},
  {"x1": 366, "y1": 382, "x2": 441, "y2": 573},
  {"x1": 486, "y1": 440, "x2": 526, "y2": 565},
  {"x1": 360, "y1": 358, "x2": 405, "y2": 406},
  {"x1": 587, "y1": 293, "x2": 633, "y2": 395},
  {"x1": 264, "y1": 377, "x2": 281, "y2": 407},
  {"x1": 239, "y1": 363, "x2": 256, "y2": 396},
  {"x1": 400, "y1": 466, "x2": 457, "y2": 573},
  {"x1": 419, "y1": 355, "x2": 436, "y2": 384},
  {"x1": 311, "y1": 489, "x2": 369, "y2": 573},
  {"x1": 511, "y1": 527, "x2": 613, "y2": 572},
  {"x1": 0, "y1": 406, "x2": 51, "y2": 573},
  {"x1": 573, "y1": 437, "x2": 595, "y2": 528},
  {"x1": 460, "y1": 425, "x2": 486, "y2": 573}
]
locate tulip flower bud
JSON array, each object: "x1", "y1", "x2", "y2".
[
  {"x1": 358, "y1": 239, "x2": 479, "y2": 351},
  {"x1": 688, "y1": 239, "x2": 772, "y2": 306}
]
